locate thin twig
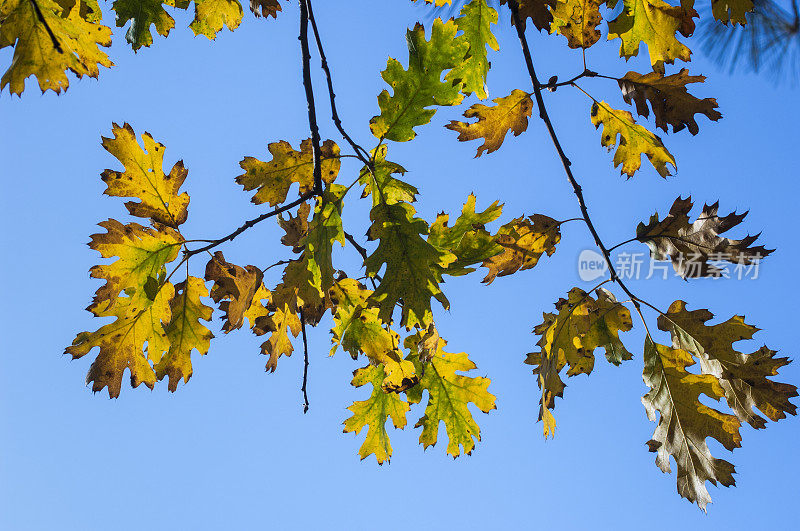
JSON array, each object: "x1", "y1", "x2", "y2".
[
  {"x1": 540, "y1": 68, "x2": 597, "y2": 90},
  {"x1": 29, "y1": 0, "x2": 63, "y2": 53},
  {"x1": 306, "y1": 0, "x2": 373, "y2": 166},
  {"x1": 299, "y1": 0, "x2": 324, "y2": 194},
  {"x1": 344, "y1": 231, "x2": 379, "y2": 288},
  {"x1": 300, "y1": 308, "x2": 310, "y2": 414},
  {"x1": 507, "y1": 0, "x2": 649, "y2": 330},
  {"x1": 185, "y1": 192, "x2": 315, "y2": 257}
]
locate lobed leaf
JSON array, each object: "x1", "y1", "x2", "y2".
[
  {"x1": 635, "y1": 196, "x2": 772, "y2": 278},
  {"x1": 446, "y1": 89, "x2": 534, "y2": 157},
  {"x1": 642, "y1": 337, "x2": 741, "y2": 511},
  {"x1": 344, "y1": 364, "x2": 410, "y2": 464},
  {"x1": 101, "y1": 123, "x2": 190, "y2": 228},
  {"x1": 590, "y1": 100, "x2": 676, "y2": 177},
  {"x1": 481, "y1": 214, "x2": 560, "y2": 283},
  {"x1": 405, "y1": 330, "x2": 496, "y2": 457},
  {"x1": 237, "y1": 139, "x2": 340, "y2": 206},
  {"x1": 0, "y1": 0, "x2": 112, "y2": 95}
]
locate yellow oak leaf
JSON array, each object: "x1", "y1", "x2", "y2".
[
  {"x1": 481, "y1": 214, "x2": 560, "y2": 284},
  {"x1": 590, "y1": 100, "x2": 676, "y2": 177},
  {"x1": 66, "y1": 282, "x2": 175, "y2": 398},
  {"x1": 527, "y1": 287, "x2": 633, "y2": 437},
  {"x1": 156, "y1": 276, "x2": 214, "y2": 391},
  {"x1": 642, "y1": 337, "x2": 742, "y2": 511},
  {"x1": 343, "y1": 364, "x2": 410, "y2": 464},
  {"x1": 237, "y1": 139, "x2": 340, "y2": 206},
  {"x1": 329, "y1": 278, "x2": 417, "y2": 392},
  {"x1": 607, "y1": 0, "x2": 696, "y2": 73},
  {"x1": 0, "y1": 0, "x2": 112, "y2": 95},
  {"x1": 445, "y1": 0, "x2": 499, "y2": 99},
  {"x1": 277, "y1": 202, "x2": 311, "y2": 253},
  {"x1": 101, "y1": 123, "x2": 191, "y2": 228},
  {"x1": 86, "y1": 219, "x2": 183, "y2": 316},
  {"x1": 405, "y1": 331, "x2": 496, "y2": 457},
  {"x1": 446, "y1": 89, "x2": 533, "y2": 157},
  {"x1": 550, "y1": 0, "x2": 603, "y2": 49},
  {"x1": 189, "y1": 0, "x2": 243, "y2": 40},
  {"x1": 302, "y1": 185, "x2": 346, "y2": 295}
]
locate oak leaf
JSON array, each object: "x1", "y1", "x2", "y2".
[
  {"x1": 101, "y1": 123, "x2": 190, "y2": 227},
  {"x1": 550, "y1": 0, "x2": 603, "y2": 49},
  {"x1": 590, "y1": 100, "x2": 676, "y2": 177},
  {"x1": 500, "y1": 0, "x2": 555, "y2": 31},
  {"x1": 635, "y1": 196, "x2": 772, "y2": 278},
  {"x1": 0, "y1": 0, "x2": 112, "y2": 95},
  {"x1": 607, "y1": 0, "x2": 696, "y2": 73},
  {"x1": 329, "y1": 278, "x2": 417, "y2": 392},
  {"x1": 204, "y1": 251, "x2": 265, "y2": 332},
  {"x1": 365, "y1": 202, "x2": 456, "y2": 330},
  {"x1": 66, "y1": 283, "x2": 175, "y2": 398},
  {"x1": 86, "y1": 219, "x2": 183, "y2": 315},
  {"x1": 237, "y1": 138, "x2": 340, "y2": 206},
  {"x1": 405, "y1": 331, "x2": 496, "y2": 457},
  {"x1": 302, "y1": 185, "x2": 346, "y2": 295},
  {"x1": 527, "y1": 287, "x2": 633, "y2": 437},
  {"x1": 370, "y1": 19, "x2": 468, "y2": 141},
  {"x1": 156, "y1": 276, "x2": 214, "y2": 391},
  {"x1": 111, "y1": 0, "x2": 189, "y2": 50},
  {"x1": 658, "y1": 300, "x2": 797, "y2": 429},
  {"x1": 642, "y1": 337, "x2": 742, "y2": 511},
  {"x1": 445, "y1": 0, "x2": 499, "y2": 99},
  {"x1": 712, "y1": 0, "x2": 753, "y2": 25},
  {"x1": 189, "y1": 0, "x2": 243, "y2": 39},
  {"x1": 359, "y1": 145, "x2": 418, "y2": 207},
  {"x1": 343, "y1": 364, "x2": 410, "y2": 464},
  {"x1": 446, "y1": 89, "x2": 533, "y2": 157},
  {"x1": 428, "y1": 194, "x2": 504, "y2": 276},
  {"x1": 481, "y1": 213, "x2": 560, "y2": 284},
  {"x1": 618, "y1": 69, "x2": 722, "y2": 135}
]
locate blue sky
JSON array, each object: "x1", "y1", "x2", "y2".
[{"x1": 1, "y1": 2, "x2": 798, "y2": 529}]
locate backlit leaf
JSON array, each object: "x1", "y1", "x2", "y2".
[
  {"x1": 658, "y1": 300, "x2": 797, "y2": 429},
  {"x1": 550, "y1": 0, "x2": 603, "y2": 49},
  {"x1": 527, "y1": 287, "x2": 633, "y2": 437},
  {"x1": 618, "y1": 69, "x2": 722, "y2": 135},
  {"x1": 481, "y1": 214, "x2": 560, "y2": 284},
  {"x1": 635, "y1": 196, "x2": 772, "y2": 278},
  {"x1": 446, "y1": 89, "x2": 533, "y2": 157},
  {"x1": 0, "y1": 0, "x2": 112, "y2": 95},
  {"x1": 156, "y1": 276, "x2": 214, "y2": 391},
  {"x1": 445, "y1": 0, "x2": 499, "y2": 99},
  {"x1": 370, "y1": 19, "x2": 467, "y2": 141},
  {"x1": 101, "y1": 123, "x2": 190, "y2": 227},
  {"x1": 111, "y1": 0, "x2": 189, "y2": 50},
  {"x1": 189, "y1": 0, "x2": 243, "y2": 40},
  {"x1": 237, "y1": 139, "x2": 340, "y2": 206},
  {"x1": 642, "y1": 336, "x2": 741, "y2": 511},
  {"x1": 590, "y1": 100, "x2": 676, "y2": 177},
  {"x1": 344, "y1": 364, "x2": 410, "y2": 464},
  {"x1": 405, "y1": 330, "x2": 496, "y2": 457}
]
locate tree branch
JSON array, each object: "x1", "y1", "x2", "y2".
[
  {"x1": 507, "y1": 0, "x2": 647, "y2": 322},
  {"x1": 306, "y1": 0, "x2": 373, "y2": 166},
  {"x1": 299, "y1": 0, "x2": 324, "y2": 194},
  {"x1": 185, "y1": 191, "x2": 315, "y2": 257},
  {"x1": 299, "y1": 308, "x2": 310, "y2": 414}
]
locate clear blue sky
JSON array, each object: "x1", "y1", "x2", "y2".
[{"x1": 1, "y1": 2, "x2": 798, "y2": 529}]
